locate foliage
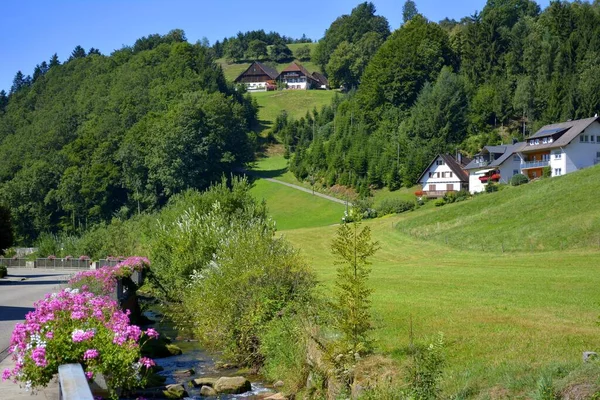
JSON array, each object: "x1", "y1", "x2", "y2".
[
  {"x1": 0, "y1": 31, "x2": 256, "y2": 243},
  {"x1": 532, "y1": 374, "x2": 558, "y2": 400},
  {"x1": 510, "y1": 173, "x2": 529, "y2": 186},
  {"x1": 269, "y1": 42, "x2": 293, "y2": 63},
  {"x1": 212, "y1": 29, "x2": 310, "y2": 59},
  {"x1": 313, "y1": 2, "x2": 390, "y2": 77},
  {"x1": 0, "y1": 204, "x2": 14, "y2": 255},
  {"x1": 485, "y1": 182, "x2": 498, "y2": 193},
  {"x1": 542, "y1": 166, "x2": 552, "y2": 178},
  {"x1": 180, "y1": 214, "x2": 315, "y2": 367},
  {"x1": 406, "y1": 334, "x2": 446, "y2": 400},
  {"x1": 0, "y1": 265, "x2": 6, "y2": 278},
  {"x1": 402, "y1": 0, "x2": 418, "y2": 24},
  {"x1": 295, "y1": 44, "x2": 312, "y2": 61},
  {"x1": 1, "y1": 288, "x2": 159, "y2": 399},
  {"x1": 331, "y1": 221, "x2": 379, "y2": 354},
  {"x1": 377, "y1": 198, "x2": 415, "y2": 215}
]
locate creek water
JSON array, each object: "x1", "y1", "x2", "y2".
[{"x1": 143, "y1": 309, "x2": 272, "y2": 399}]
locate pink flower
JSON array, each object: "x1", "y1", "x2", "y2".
[
  {"x1": 145, "y1": 328, "x2": 159, "y2": 339},
  {"x1": 71, "y1": 311, "x2": 85, "y2": 320},
  {"x1": 72, "y1": 329, "x2": 95, "y2": 343},
  {"x1": 45, "y1": 331, "x2": 54, "y2": 339},
  {"x1": 2, "y1": 368, "x2": 11, "y2": 381},
  {"x1": 31, "y1": 347, "x2": 47, "y2": 367},
  {"x1": 84, "y1": 349, "x2": 99, "y2": 360},
  {"x1": 138, "y1": 357, "x2": 155, "y2": 368},
  {"x1": 85, "y1": 371, "x2": 94, "y2": 379}
]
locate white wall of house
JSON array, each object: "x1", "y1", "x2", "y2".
[
  {"x1": 244, "y1": 82, "x2": 268, "y2": 91},
  {"x1": 420, "y1": 157, "x2": 464, "y2": 192},
  {"x1": 498, "y1": 156, "x2": 523, "y2": 183},
  {"x1": 468, "y1": 170, "x2": 487, "y2": 193},
  {"x1": 562, "y1": 123, "x2": 600, "y2": 174},
  {"x1": 549, "y1": 149, "x2": 566, "y2": 176},
  {"x1": 283, "y1": 76, "x2": 308, "y2": 90}
]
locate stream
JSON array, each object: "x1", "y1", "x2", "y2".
[{"x1": 143, "y1": 309, "x2": 272, "y2": 399}]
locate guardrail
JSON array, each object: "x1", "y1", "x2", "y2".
[
  {"x1": 0, "y1": 258, "x2": 27, "y2": 267},
  {"x1": 58, "y1": 364, "x2": 93, "y2": 400},
  {"x1": 521, "y1": 160, "x2": 549, "y2": 169}
]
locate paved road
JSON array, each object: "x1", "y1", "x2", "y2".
[{"x1": 0, "y1": 269, "x2": 73, "y2": 358}]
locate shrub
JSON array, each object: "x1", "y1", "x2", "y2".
[
  {"x1": 406, "y1": 334, "x2": 445, "y2": 400},
  {"x1": 485, "y1": 182, "x2": 498, "y2": 193},
  {"x1": 1, "y1": 288, "x2": 158, "y2": 399},
  {"x1": 0, "y1": 265, "x2": 6, "y2": 278},
  {"x1": 510, "y1": 173, "x2": 529, "y2": 186},
  {"x1": 435, "y1": 199, "x2": 446, "y2": 207},
  {"x1": 377, "y1": 198, "x2": 415, "y2": 215},
  {"x1": 542, "y1": 166, "x2": 552, "y2": 178},
  {"x1": 180, "y1": 216, "x2": 315, "y2": 368}
]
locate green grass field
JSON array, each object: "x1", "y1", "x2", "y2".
[
  {"x1": 249, "y1": 178, "x2": 345, "y2": 231},
  {"x1": 245, "y1": 165, "x2": 600, "y2": 397},
  {"x1": 398, "y1": 164, "x2": 600, "y2": 253},
  {"x1": 252, "y1": 90, "x2": 337, "y2": 125},
  {"x1": 282, "y1": 214, "x2": 600, "y2": 397}
]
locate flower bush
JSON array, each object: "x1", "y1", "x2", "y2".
[
  {"x1": 68, "y1": 257, "x2": 150, "y2": 296},
  {"x1": 1, "y1": 288, "x2": 157, "y2": 399}
]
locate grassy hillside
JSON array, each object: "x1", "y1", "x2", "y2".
[
  {"x1": 283, "y1": 214, "x2": 600, "y2": 397},
  {"x1": 249, "y1": 178, "x2": 345, "y2": 231},
  {"x1": 398, "y1": 165, "x2": 600, "y2": 252},
  {"x1": 253, "y1": 90, "x2": 337, "y2": 126}
]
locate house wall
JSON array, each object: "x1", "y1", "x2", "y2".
[
  {"x1": 498, "y1": 156, "x2": 522, "y2": 184},
  {"x1": 282, "y1": 73, "x2": 309, "y2": 90},
  {"x1": 562, "y1": 122, "x2": 600, "y2": 174},
  {"x1": 549, "y1": 149, "x2": 566, "y2": 176},
  {"x1": 419, "y1": 157, "x2": 465, "y2": 192},
  {"x1": 469, "y1": 170, "x2": 486, "y2": 193}
]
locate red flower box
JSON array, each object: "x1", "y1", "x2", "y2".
[
  {"x1": 414, "y1": 190, "x2": 424, "y2": 197},
  {"x1": 490, "y1": 173, "x2": 501, "y2": 181},
  {"x1": 479, "y1": 176, "x2": 489, "y2": 182}
]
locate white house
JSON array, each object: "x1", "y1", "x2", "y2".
[
  {"x1": 464, "y1": 142, "x2": 524, "y2": 193},
  {"x1": 417, "y1": 154, "x2": 471, "y2": 198},
  {"x1": 278, "y1": 62, "x2": 320, "y2": 90},
  {"x1": 517, "y1": 116, "x2": 600, "y2": 179}
]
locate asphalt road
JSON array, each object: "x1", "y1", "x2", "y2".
[{"x1": 0, "y1": 269, "x2": 73, "y2": 359}]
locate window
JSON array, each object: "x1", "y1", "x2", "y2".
[
  {"x1": 548, "y1": 138, "x2": 553, "y2": 143},
  {"x1": 543, "y1": 138, "x2": 548, "y2": 144},
  {"x1": 597, "y1": 151, "x2": 600, "y2": 158},
  {"x1": 449, "y1": 172, "x2": 453, "y2": 178},
  {"x1": 585, "y1": 135, "x2": 589, "y2": 142},
  {"x1": 428, "y1": 172, "x2": 433, "y2": 178},
  {"x1": 581, "y1": 135, "x2": 585, "y2": 142},
  {"x1": 436, "y1": 159, "x2": 445, "y2": 165},
  {"x1": 591, "y1": 136, "x2": 595, "y2": 142},
  {"x1": 513, "y1": 169, "x2": 519, "y2": 176},
  {"x1": 554, "y1": 168, "x2": 562, "y2": 176},
  {"x1": 597, "y1": 136, "x2": 600, "y2": 143},
  {"x1": 542, "y1": 154, "x2": 550, "y2": 161},
  {"x1": 535, "y1": 139, "x2": 540, "y2": 144},
  {"x1": 553, "y1": 152, "x2": 562, "y2": 159},
  {"x1": 530, "y1": 140, "x2": 535, "y2": 145},
  {"x1": 436, "y1": 172, "x2": 440, "y2": 178}
]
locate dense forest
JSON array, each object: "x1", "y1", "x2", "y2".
[
  {"x1": 0, "y1": 30, "x2": 257, "y2": 242},
  {"x1": 282, "y1": 0, "x2": 600, "y2": 195}
]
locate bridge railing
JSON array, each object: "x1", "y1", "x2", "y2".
[{"x1": 58, "y1": 364, "x2": 93, "y2": 400}]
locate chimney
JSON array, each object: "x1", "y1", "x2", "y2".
[{"x1": 456, "y1": 151, "x2": 462, "y2": 164}]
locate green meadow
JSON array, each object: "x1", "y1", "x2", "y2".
[{"x1": 250, "y1": 161, "x2": 600, "y2": 397}]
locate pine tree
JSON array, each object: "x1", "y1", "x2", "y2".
[
  {"x1": 10, "y1": 71, "x2": 25, "y2": 94},
  {"x1": 49, "y1": 53, "x2": 60, "y2": 67},
  {"x1": 70, "y1": 45, "x2": 86, "y2": 60},
  {"x1": 331, "y1": 220, "x2": 379, "y2": 353},
  {"x1": 403, "y1": 0, "x2": 418, "y2": 24},
  {"x1": 0, "y1": 90, "x2": 8, "y2": 112}
]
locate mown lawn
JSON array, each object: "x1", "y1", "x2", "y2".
[
  {"x1": 249, "y1": 178, "x2": 345, "y2": 231},
  {"x1": 252, "y1": 90, "x2": 337, "y2": 125},
  {"x1": 398, "y1": 164, "x2": 600, "y2": 252},
  {"x1": 282, "y1": 215, "x2": 600, "y2": 397}
]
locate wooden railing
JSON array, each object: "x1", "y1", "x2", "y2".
[
  {"x1": 58, "y1": 364, "x2": 93, "y2": 400},
  {"x1": 423, "y1": 190, "x2": 455, "y2": 198}
]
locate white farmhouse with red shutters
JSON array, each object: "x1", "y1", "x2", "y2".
[{"x1": 417, "y1": 154, "x2": 471, "y2": 198}]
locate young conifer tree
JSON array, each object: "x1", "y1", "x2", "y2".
[{"x1": 331, "y1": 215, "x2": 379, "y2": 354}]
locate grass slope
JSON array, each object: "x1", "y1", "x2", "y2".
[
  {"x1": 250, "y1": 178, "x2": 344, "y2": 231},
  {"x1": 398, "y1": 165, "x2": 600, "y2": 252},
  {"x1": 283, "y1": 215, "x2": 600, "y2": 397}
]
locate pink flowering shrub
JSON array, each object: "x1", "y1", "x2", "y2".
[
  {"x1": 1, "y1": 288, "x2": 156, "y2": 399},
  {"x1": 68, "y1": 257, "x2": 150, "y2": 296}
]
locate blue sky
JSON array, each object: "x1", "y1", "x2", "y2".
[{"x1": 0, "y1": 0, "x2": 550, "y2": 93}]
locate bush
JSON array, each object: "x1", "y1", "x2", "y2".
[
  {"x1": 435, "y1": 198, "x2": 446, "y2": 207},
  {"x1": 179, "y1": 215, "x2": 315, "y2": 368},
  {"x1": 542, "y1": 166, "x2": 552, "y2": 178},
  {"x1": 510, "y1": 173, "x2": 529, "y2": 186},
  {"x1": 485, "y1": 182, "x2": 499, "y2": 193},
  {"x1": 377, "y1": 198, "x2": 415, "y2": 215},
  {"x1": 0, "y1": 265, "x2": 7, "y2": 278},
  {"x1": 406, "y1": 334, "x2": 445, "y2": 400}
]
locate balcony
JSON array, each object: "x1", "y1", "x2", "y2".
[{"x1": 520, "y1": 160, "x2": 549, "y2": 169}]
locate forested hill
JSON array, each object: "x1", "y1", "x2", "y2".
[
  {"x1": 0, "y1": 30, "x2": 258, "y2": 242},
  {"x1": 283, "y1": 1, "x2": 600, "y2": 196}
]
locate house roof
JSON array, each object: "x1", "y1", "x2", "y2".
[
  {"x1": 311, "y1": 71, "x2": 329, "y2": 87},
  {"x1": 416, "y1": 154, "x2": 471, "y2": 184},
  {"x1": 234, "y1": 61, "x2": 279, "y2": 82},
  {"x1": 279, "y1": 62, "x2": 319, "y2": 82},
  {"x1": 464, "y1": 142, "x2": 525, "y2": 170},
  {"x1": 522, "y1": 116, "x2": 599, "y2": 152}
]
